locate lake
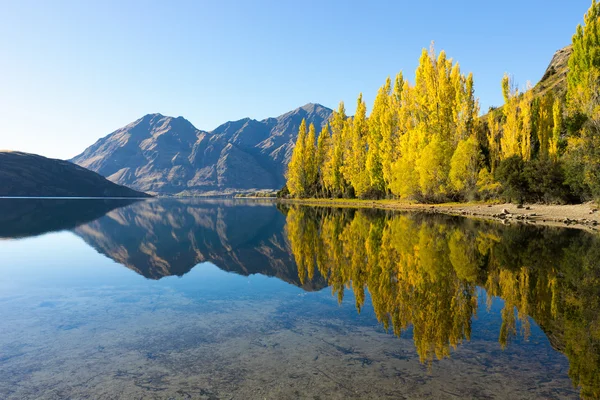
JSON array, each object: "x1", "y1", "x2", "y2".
[{"x1": 0, "y1": 198, "x2": 598, "y2": 399}]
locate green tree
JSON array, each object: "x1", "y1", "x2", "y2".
[{"x1": 567, "y1": 0, "x2": 600, "y2": 116}]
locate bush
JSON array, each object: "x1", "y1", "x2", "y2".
[
  {"x1": 494, "y1": 156, "x2": 528, "y2": 203},
  {"x1": 495, "y1": 156, "x2": 575, "y2": 204},
  {"x1": 277, "y1": 185, "x2": 290, "y2": 198},
  {"x1": 523, "y1": 159, "x2": 571, "y2": 203}
]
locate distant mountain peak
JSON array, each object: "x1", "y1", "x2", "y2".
[
  {"x1": 138, "y1": 112, "x2": 165, "y2": 121},
  {"x1": 300, "y1": 102, "x2": 326, "y2": 111}
]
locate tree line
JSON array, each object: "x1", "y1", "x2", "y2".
[{"x1": 284, "y1": 1, "x2": 600, "y2": 204}]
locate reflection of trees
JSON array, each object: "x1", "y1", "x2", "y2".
[{"x1": 283, "y1": 206, "x2": 600, "y2": 398}]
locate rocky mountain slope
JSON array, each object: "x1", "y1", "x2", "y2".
[
  {"x1": 0, "y1": 151, "x2": 149, "y2": 197},
  {"x1": 533, "y1": 45, "x2": 572, "y2": 97},
  {"x1": 71, "y1": 104, "x2": 332, "y2": 195}
]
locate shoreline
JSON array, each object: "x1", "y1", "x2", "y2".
[{"x1": 278, "y1": 198, "x2": 600, "y2": 233}]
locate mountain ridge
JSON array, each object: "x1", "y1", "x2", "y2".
[{"x1": 72, "y1": 103, "x2": 332, "y2": 195}]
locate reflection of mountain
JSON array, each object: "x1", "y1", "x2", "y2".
[
  {"x1": 73, "y1": 199, "x2": 326, "y2": 291},
  {"x1": 0, "y1": 198, "x2": 139, "y2": 239}
]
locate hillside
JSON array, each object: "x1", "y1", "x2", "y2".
[
  {"x1": 0, "y1": 151, "x2": 149, "y2": 197},
  {"x1": 71, "y1": 104, "x2": 332, "y2": 196},
  {"x1": 532, "y1": 45, "x2": 571, "y2": 97}
]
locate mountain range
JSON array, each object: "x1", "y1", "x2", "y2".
[{"x1": 71, "y1": 103, "x2": 332, "y2": 196}]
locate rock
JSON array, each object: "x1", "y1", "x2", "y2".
[
  {"x1": 525, "y1": 206, "x2": 531, "y2": 210},
  {"x1": 501, "y1": 208, "x2": 510, "y2": 215},
  {"x1": 517, "y1": 204, "x2": 524, "y2": 209}
]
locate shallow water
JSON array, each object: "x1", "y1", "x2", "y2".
[{"x1": 0, "y1": 198, "x2": 598, "y2": 399}]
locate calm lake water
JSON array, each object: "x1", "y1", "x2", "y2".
[{"x1": 0, "y1": 198, "x2": 598, "y2": 399}]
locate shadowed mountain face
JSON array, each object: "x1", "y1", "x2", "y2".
[
  {"x1": 0, "y1": 151, "x2": 149, "y2": 198},
  {"x1": 71, "y1": 199, "x2": 326, "y2": 291},
  {"x1": 71, "y1": 104, "x2": 332, "y2": 195}
]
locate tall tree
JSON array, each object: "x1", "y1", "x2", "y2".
[
  {"x1": 519, "y1": 86, "x2": 534, "y2": 161},
  {"x1": 304, "y1": 123, "x2": 318, "y2": 196},
  {"x1": 367, "y1": 78, "x2": 392, "y2": 195},
  {"x1": 323, "y1": 102, "x2": 348, "y2": 196},
  {"x1": 342, "y1": 94, "x2": 370, "y2": 197},
  {"x1": 316, "y1": 124, "x2": 331, "y2": 197},
  {"x1": 500, "y1": 74, "x2": 522, "y2": 159},
  {"x1": 537, "y1": 93, "x2": 555, "y2": 158},
  {"x1": 487, "y1": 112, "x2": 501, "y2": 173},
  {"x1": 287, "y1": 119, "x2": 307, "y2": 197},
  {"x1": 567, "y1": 0, "x2": 600, "y2": 115},
  {"x1": 551, "y1": 98, "x2": 563, "y2": 159},
  {"x1": 381, "y1": 72, "x2": 405, "y2": 189}
]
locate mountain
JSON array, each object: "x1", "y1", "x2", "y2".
[
  {"x1": 71, "y1": 104, "x2": 332, "y2": 196},
  {"x1": 533, "y1": 45, "x2": 571, "y2": 97},
  {"x1": 0, "y1": 151, "x2": 150, "y2": 198}
]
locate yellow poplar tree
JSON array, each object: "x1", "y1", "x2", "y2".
[
  {"x1": 500, "y1": 74, "x2": 521, "y2": 159},
  {"x1": 342, "y1": 94, "x2": 370, "y2": 197},
  {"x1": 537, "y1": 93, "x2": 555, "y2": 158},
  {"x1": 367, "y1": 78, "x2": 392, "y2": 194},
  {"x1": 550, "y1": 98, "x2": 563, "y2": 159},
  {"x1": 316, "y1": 124, "x2": 331, "y2": 196},
  {"x1": 323, "y1": 102, "x2": 347, "y2": 196},
  {"x1": 287, "y1": 119, "x2": 307, "y2": 197},
  {"x1": 487, "y1": 112, "x2": 501, "y2": 173},
  {"x1": 304, "y1": 123, "x2": 318, "y2": 195},
  {"x1": 519, "y1": 86, "x2": 534, "y2": 161},
  {"x1": 381, "y1": 72, "x2": 404, "y2": 188}
]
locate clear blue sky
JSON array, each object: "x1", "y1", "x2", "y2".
[{"x1": 0, "y1": 0, "x2": 590, "y2": 159}]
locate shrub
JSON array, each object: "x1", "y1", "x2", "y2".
[
  {"x1": 523, "y1": 159, "x2": 571, "y2": 204},
  {"x1": 494, "y1": 156, "x2": 528, "y2": 203}
]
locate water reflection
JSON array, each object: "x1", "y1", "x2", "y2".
[
  {"x1": 0, "y1": 198, "x2": 138, "y2": 238},
  {"x1": 71, "y1": 199, "x2": 327, "y2": 290},
  {"x1": 0, "y1": 199, "x2": 598, "y2": 398},
  {"x1": 283, "y1": 205, "x2": 600, "y2": 399}
]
